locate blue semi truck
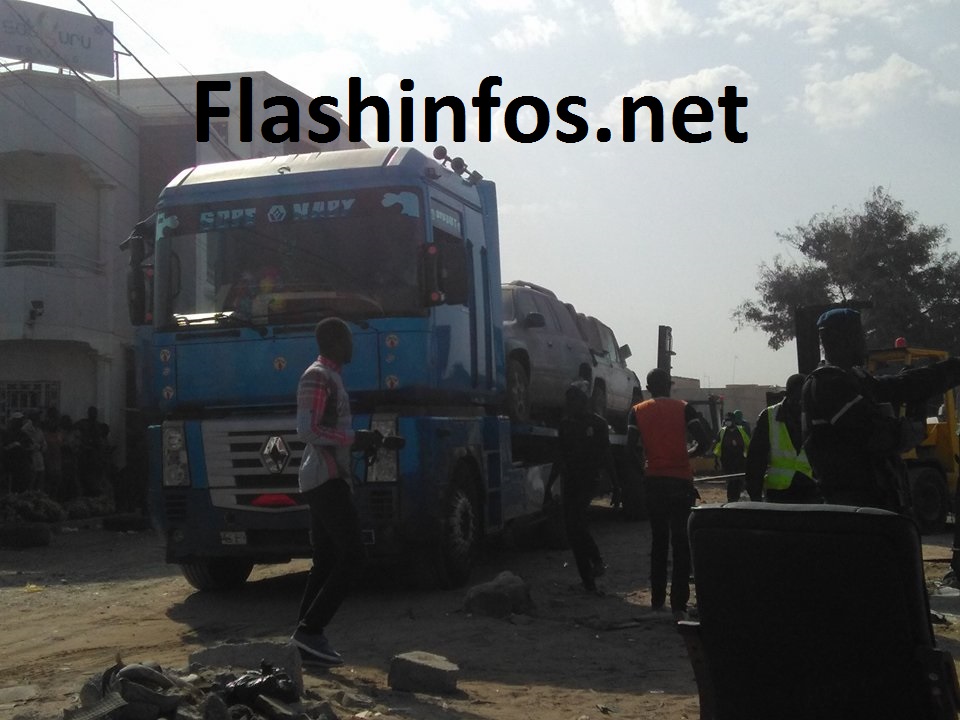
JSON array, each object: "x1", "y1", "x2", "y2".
[{"x1": 124, "y1": 146, "x2": 572, "y2": 590}]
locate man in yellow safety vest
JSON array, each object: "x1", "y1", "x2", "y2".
[{"x1": 745, "y1": 374, "x2": 821, "y2": 503}]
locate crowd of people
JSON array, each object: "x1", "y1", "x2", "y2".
[
  {"x1": 540, "y1": 307, "x2": 960, "y2": 628},
  {"x1": 0, "y1": 406, "x2": 116, "y2": 505}
]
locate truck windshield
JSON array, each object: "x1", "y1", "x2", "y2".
[{"x1": 156, "y1": 187, "x2": 424, "y2": 327}]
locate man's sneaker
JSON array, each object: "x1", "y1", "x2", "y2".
[{"x1": 290, "y1": 629, "x2": 344, "y2": 666}]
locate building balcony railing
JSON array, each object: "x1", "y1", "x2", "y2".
[{"x1": 1, "y1": 251, "x2": 105, "y2": 274}]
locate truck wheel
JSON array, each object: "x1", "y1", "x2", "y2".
[
  {"x1": 506, "y1": 359, "x2": 531, "y2": 422},
  {"x1": 179, "y1": 559, "x2": 254, "y2": 591},
  {"x1": 909, "y1": 467, "x2": 948, "y2": 535},
  {"x1": 438, "y1": 469, "x2": 481, "y2": 588}
]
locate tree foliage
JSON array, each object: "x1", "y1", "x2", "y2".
[{"x1": 734, "y1": 187, "x2": 960, "y2": 353}]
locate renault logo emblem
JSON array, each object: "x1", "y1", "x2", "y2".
[{"x1": 260, "y1": 436, "x2": 291, "y2": 474}]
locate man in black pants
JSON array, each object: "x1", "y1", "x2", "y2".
[
  {"x1": 291, "y1": 318, "x2": 380, "y2": 666},
  {"x1": 544, "y1": 382, "x2": 616, "y2": 594},
  {"x1": 628, "y1": 368, "x2": 709, "y2": 620}
]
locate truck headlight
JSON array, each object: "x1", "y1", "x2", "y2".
[
  {"x1": 162, "y1": 422, "x2": 190, "y2": 487},
  {"x1": 367, "y1": 415, "x2": 399, "y2": 483}
]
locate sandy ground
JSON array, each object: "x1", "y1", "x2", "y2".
[{"x1": 2, "y1": 482, "x2": 959, "y2": 720}]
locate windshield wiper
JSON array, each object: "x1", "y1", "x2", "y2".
[{"x1": 173, "y1": 311, "x2": 268, "y2": 337}]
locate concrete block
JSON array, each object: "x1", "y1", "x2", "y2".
[{"x1": 387, "y1": 651, "x2": 458, "y2": 694}]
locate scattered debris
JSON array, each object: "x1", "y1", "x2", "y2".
[
  {"x1": 58, "y1": 641, "x2": 460, "y2": 720},
  {"x1": 60, "y1": 645, "x2": 314, "y2": 720}
]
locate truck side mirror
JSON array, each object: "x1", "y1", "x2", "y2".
[
  {"x1": 620, "y1": 344, "x2": 632, "y2": 360},
  {"x1": 121, "y1": 215, "x2": 156, "y2": 326}
]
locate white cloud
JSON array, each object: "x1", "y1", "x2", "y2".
[
  {"x1": 611, "y1": 0, "x2": 696, "y2": 42},
  {"x1": 934, "y1": 42, "x2": 960, "y2": 58},
  {"x1": 932, "y1": 85, "x2": 960, "y2": 106},
  {"x1": 146, "y1": 0, "x2": 455, "y2": 55},
  {"x1": 474, "y1": 0, "x2": 535, "y2": 12},
  {"x1": 491, "y1": 15, "x2": 562, "y2": 50},
  {"x1": 845, "y1": 44, "x2": 874, "y2": 63},
  {"x1": 598, "y1": 65, "x2": 756, "y2": 136},
  {"x1": 712, "y1": 0, "x2": 907, "y2": 44},
  {"x1": 802, "y1": 53, "x2": 929, "y2": 128}
]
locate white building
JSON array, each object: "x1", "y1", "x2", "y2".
[{"x1": 0, "y1": 67, "x2": 362, "y2": 469}]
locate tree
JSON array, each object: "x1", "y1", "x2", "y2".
[{"x1": 734, "y1": 187, "x2": 960, "y2": 353}]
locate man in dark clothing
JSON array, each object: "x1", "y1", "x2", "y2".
[
  {"x1": 746, "y1": 374, "x2": 821, "y2": 503},
  {"x1": 2, "y1": 413, "x2": 33, "y2": 493},
  {"x1": 544, "y1": 382, "x2": 616, "y2": 594},
  {"x1": 628, "y1": 368, "x2": 709, "y2": 620},
  {"x1": 801, "y1": 308, "x2": 960, "y2": 512},
  {"x1": 714, "y1": 412, "x2": 749, "y2": 502}
]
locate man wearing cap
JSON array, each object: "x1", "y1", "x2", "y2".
[
  {"x1": 628, "y1": 368, "x2": 709, "y2": 620},
  {"x1": 801, "y1": 308, "x2": 960, "y2": 512},
  {"x1": 746, "y1": 373, "x2": 820, "y2": 503}
]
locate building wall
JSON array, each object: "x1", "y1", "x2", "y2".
[
  {"x1": 672, "y1": 378, "x2": 783, "y2": 437},
  {"x1": 1, "y1": 68, "x2": 366, "y2": 486},
  {"x1": 1, "y1": 70, "x2": 138, "y2": 470}
]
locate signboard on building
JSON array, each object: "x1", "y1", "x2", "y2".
[{"x1": 0, "y1": 0, "x2": 114, "y2": 77}]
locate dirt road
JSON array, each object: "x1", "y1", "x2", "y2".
[{"x1": 2, "y1": 484, "x2": 959, "y2": 720}]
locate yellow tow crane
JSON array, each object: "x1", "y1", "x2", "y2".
[{"x1": 868, "y1": 342, "x2": 960, "y2": 533}]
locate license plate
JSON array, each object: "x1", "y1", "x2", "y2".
[{"x1": 220, "y1": 531, "x2": 247, "y2": 545}]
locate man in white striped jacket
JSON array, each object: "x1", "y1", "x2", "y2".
[{"x1": 290, "y1": 317, "x2": 380, "y2": 666}]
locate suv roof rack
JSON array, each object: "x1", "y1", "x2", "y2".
[{"x1": 504, "y1": 280, "x2": 557, "y2": 299}]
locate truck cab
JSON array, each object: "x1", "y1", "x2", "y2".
[{"x1": 126, "y1": 147, "x2": 561, "y2": 590}]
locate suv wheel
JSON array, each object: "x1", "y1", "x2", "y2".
[{"x1": 506, "y1": 359, "x2": 531, "y2": 422}]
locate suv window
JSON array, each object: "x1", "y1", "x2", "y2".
[
  {"x1": 515, "y1": 288, "x2": 541, "y2": 321},
  {"x1": 577, "y1": 313, "x2": 603, "y2": 350},
  {"x1": 530, "y1": 292, "x2": 561, "y2": 330},
  {"x1": 597, "y1": 323, "x2": 621, "y2": 363},
  {"x1": 550, "y1": 299, "x2": 581, "y2": 338}
]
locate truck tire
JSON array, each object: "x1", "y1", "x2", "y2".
[
  {"x1": 909, "y1": 467, "x2": 948, "y2": 535},
  {"x1": 179, "y1": 559, "x2": 254, "y2": 591},
  {"x1": 506, "y1": 359, "x2": 531, "y2": 422},
  {"x1": 438, "y1": 468, "x2": 482, "y2": 588}
]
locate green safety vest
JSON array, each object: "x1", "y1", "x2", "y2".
[{"x1": 765, "y1": 402, "x2": 814, "y2": 490}]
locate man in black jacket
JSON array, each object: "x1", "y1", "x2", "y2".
[
  {"x1": 544, "y1": 382, "x2": 616, "y2": 594},
  {"x1": 746, "y1": 374, "x2": 820, "y2": 503},
  {"x1": 801, "y1": 308, "x2": 960, "y2": 512}
]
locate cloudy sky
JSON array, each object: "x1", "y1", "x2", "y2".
[{"x1": 8, "y1": 0, "x2": 959, "y2": 387}]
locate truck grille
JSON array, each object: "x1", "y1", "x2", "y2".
[{"x1": 201, "y1": 417, "x2": 304, "y2": 512}]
